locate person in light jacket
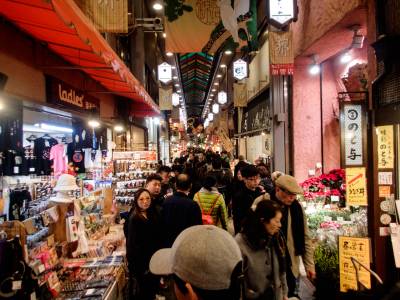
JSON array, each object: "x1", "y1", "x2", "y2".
[
  {"x1": 235, "y1": 199, "x2": 288, "y2": 300},
  {"x1": 193, "y1": 175, "x2": 229, "y2": 229}
]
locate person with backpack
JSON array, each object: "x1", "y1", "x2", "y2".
[{"x1": 193, "y1": 175, "x2": 229, "y2": 230}]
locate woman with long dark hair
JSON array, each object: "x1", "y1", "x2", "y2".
[
  {"x1": 235, "y1": 200, "x2": 288, "y2": 300},
  {"x1": 125, "y1": 188, "x2": 162, "y2": 299}
]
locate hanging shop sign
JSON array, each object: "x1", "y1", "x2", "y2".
[
  {"x1": 339, "y1": 236, "x2": 371, "y2": 292},
  {"x1": 233, "y1": 59, "x2": 248, "y2": 80},
  {"x1": 267, "y1": 0, "x2": 298, "y2": 29},
  {"x1": 269, "y1": 30, "x2": 294, "y2": 76},
  {"x1": 46, "y1": 76, "x2": 100, "y2": 114},
  {"x1": 376, "y1": 125, "x2": 394, "y2": 169},
  {"x1": 159, "y1": 87, "x2": 173, "y2": 111},
  {"x1": 233, "y1": 83, "x2": 248, "y2": 107},
  {"x1": 345, "y1": 167, "x2": 368, "y2": 206},
  {"x1": 217, "y1": 127, "x2": 234, "y2": 153},
  {"x1": 158, "y1": 62, "x2": 172, "y2": 83},
  {"x1": 340, "y1": 101, "x2": 367, "y2": 167}
]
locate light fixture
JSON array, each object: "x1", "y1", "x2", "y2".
[
  {"x1": 218, "y1": 91, "x2": 227, "y2": 104},
  {"x1": 214, "y1": 82, "x2": 219, "y2": 86},
  {"x1": 153, "y1": 2, "x2": 163, "y2": 10},
  {"x1": 308, "y1": 55, "x2": 320, "y2": 75},
  {"x1": 173, "y1": 76, "x2": 178, "y2": 80},
  {"x1": 261, "y1": 131, "x2": 266, "y2": 136},
  {"x1": 162, "y1": 32, "x2": 167, "y2": 38},
  {"x1": 40, "y1": 123, "x2": 73, "y2": 133},
  {"x1": 212, "y1": 88, "x2": 216, "y2": 92},
  {"x1": 212, "y1": 103, "x2": 219, "y2": 114},
  {"x1": 177, "y1": 89, "x2": 182, "y2": 93},
  {"x1": 166, "y1": 52, "x2": 173, "y2": 57},
  {"x1": 217, "y1": 74, "x2": 222, "y2": 78},
  {"x1": 340, "y1": 51, "x2": 352, "y2": 64},
  {"x1": 0, "y1": 102, "x2": 3, "y2": 111},
  {"x1": 114, "y1": 125, "x2": 124, "y2": 132},
  {"x1": 224, "y1": 50, "x2": 232, "y2": 55},
  {"x1": 174, "y1": 83, "x2": 180, "y2": 87},
  {"x1": 172, "y1": 93, "x2": 180, "y2": 106},
  {"x1": 204, "y1": 119, "x2": 209, "y2": 128},
  {"x1": 208, "y1": 112, "x2": 214, "y2": 121},
  {"x1": 210, "y1": 94, "x2": 214, "y2": 97},
  {"x1": 220, "y1": 64, "x2": 227, "y2": 68},
  {"x1": 88, "y1": 120, "x2": 100, "y2": 128},
  {"x1": 171, "y1": 66, "x2": 176, "y2": 69}
]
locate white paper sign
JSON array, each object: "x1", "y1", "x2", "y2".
[
  {"x1": 389, "y1": 223, "x2": 400, "y2": 268},
  {"x1": 158, "y1": 62, "x2": 172, "y2": 83},
  {"x1": 269, "y1": 0, "x2": 295, "y2": 26},
  {"x1": 378, "y1": 172, "x2": 393, "y2": 185},
  {"x1": 344, "y1": 104, "x2": 363, "y2": 165}
]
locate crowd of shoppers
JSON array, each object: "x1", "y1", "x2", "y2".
[{"x1": 123, "y1": 148, "x2": 315, "y2": 300}]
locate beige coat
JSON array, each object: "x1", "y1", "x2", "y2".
[{"x1": 252, "y1": 194, "x2": 315, "y2": 277}]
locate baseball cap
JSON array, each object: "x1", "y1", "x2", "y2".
[
  {"x1": 150, "y1": 225, "x2": 242, "y2": 290},
  {"x1": 275, "y1": 174, "x2": 303, "y2": 194}
]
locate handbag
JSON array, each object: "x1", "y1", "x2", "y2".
[{"x1": 196, "y1": 193, "x2": 219, "y2": 225}]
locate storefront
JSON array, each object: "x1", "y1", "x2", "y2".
[{"x1": 0, "y1": 1, "x2": 160, "y2": 298}]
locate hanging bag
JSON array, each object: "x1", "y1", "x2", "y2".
[{"x1": 196, "y1": 193, "x2": 220, "y2": 225}]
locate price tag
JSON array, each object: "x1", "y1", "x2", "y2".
[
  {"x1": 331, "y1": 195, "x2": 339, "y2": 202},
  {"x1": 12, "y1": 280, "x2": 22, "y2": 290},
  {"x1": 13, "y1": 166, "x2": 19, "y2": 174},
  {"x1": 323, "y1": 216, "x2": 332, "y2": 221},
  {"x1": 29, "y1": 167, "x2": 35, "y2": 172},
  {"x1": 38, "y1": 264, "x2": 45, "y2": 274},
  {"x1": 337, "y1": 217, "x2": 344, "y2": 222}
]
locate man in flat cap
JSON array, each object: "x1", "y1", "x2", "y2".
[{"x1": 269, "y1": 174, "x2": 315, "y2": 299}]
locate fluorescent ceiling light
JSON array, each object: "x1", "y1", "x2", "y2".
[
  {"x1": 217, "y1": 74, "x2": 222, "y2": 78},
  {"x1": 340, "y1": 52, "x2": 352, "y2": 63},
  {"x1": 162, "y1": 32, "x2": 167, "y2": 38},
  {"x1": 88, "y1": 120, "x2": 100, "y2": 128},
  {"x1": 220, "y1": 64, "x2": 227, "y2": 68},
  {"x1": 166, "y1": 52, "x2": 173, "y2": 57},
  {"x1": 153, "y1": 3, "x2": 163, "y2": 10},
  {"x1": 309, "y1": 64, "x2": 321, "y2": 75},
  {"x1": 40, "y1": 123, "x2": 73, "y2": 133},
  {"x1": 224, "y1": 50, "x2": 232, "y2": 55},
  {"x1": 173, "y1": 76, "x2": 178, "y2": 80},
  {"x1": 114, "y1": 125, "x2": 124, "y2": 132}
]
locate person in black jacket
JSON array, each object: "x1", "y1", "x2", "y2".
[
  {"x1": 161, "y1": 174, "x2": 202, "y2": 247},
  {"x1": 232, "y1": 165, "x2": 264, "y2": 234},
  {"x1": 125, "y1": 188, "x2": 162, "y2": 299}
]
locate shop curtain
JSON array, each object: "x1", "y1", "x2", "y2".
[
  {"x1": 159, "y1": 87, "x2": 173, "y2": 111},
  {"x1": 76, "y1": 0, "x2": 128, "y2": 33},
  {"x1": 234, "y1": 83, "x2": 247, "y2": 107},
  {"x1": 269, "y1": 30, "x2": 294, "y2": 76}
]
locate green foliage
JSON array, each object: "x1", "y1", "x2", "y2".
[{"x1": 314, "y1": 243, "x2": 339, "y2": 274}]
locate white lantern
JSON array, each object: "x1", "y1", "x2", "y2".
[
  {"x1": 218, "y1": 91, "x2": 227, "y2": 104},
  {"x1": 212, "y1": 103, "x2": 219, "y2": 114},
  {"x1": 158, "y1": 62, "x2": 172, "y2": 83},
  {"x1": 208, "y1": 112, "x2": 214, "y2": 121},
  {"x1": 172, "y1": 93, "x2": 180, "y2": 106},
  {"x1": 204, "y1": 119, "x2": 209, "y2": 128}
]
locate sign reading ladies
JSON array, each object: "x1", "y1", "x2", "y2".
[{"x1": 46, "y1": 76, "x2": 100, "y2": 114}]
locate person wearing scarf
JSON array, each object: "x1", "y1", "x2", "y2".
[
  {"x1": 269, "y1": 174, "x2": 316, "y2": 298},
  {"x1": 235, "y1": 199, "x2": 288, "y2": 300}
]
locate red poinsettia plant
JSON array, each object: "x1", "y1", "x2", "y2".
[{"x1": 301, "y1": 169, "x2": 346, "y2": 203}]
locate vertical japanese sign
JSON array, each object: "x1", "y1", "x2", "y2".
[
  {"x1": 339, "y1": 236, "x2": 371, "y2": 292},
  {"x1": 269, "y1": 30, "x2": 294, "y2": 76},
  {"x1": 233, "y1": 83, "x2": 247, "y2": 107},
  {"x1": 377, "y1": 125, "x2": 394, "y2": 169},
  {"x1": 346, "y1": 167, "x2": 368, "y2": 206},
  {"x1": 341, "y1": 103, "x2": 365, "y2": 166}
]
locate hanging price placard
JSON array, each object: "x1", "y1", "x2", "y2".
[
  {"x1": 346, "y1": 167, "x2": 367, "y2": 206},
  {"x1": 376, "y1": 125, "x2": 394, "y2": 169}
]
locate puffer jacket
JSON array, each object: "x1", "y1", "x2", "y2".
[{"x1": 193, "y1": 187, "x2": 229, "y2": 230}]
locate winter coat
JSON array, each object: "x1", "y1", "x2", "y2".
[
  {"x1": 235, "y1": 233, "x2": 288, "y2": 300},
  {"x1": 125, "y1": 210, "x2": 162, "y2": 276},
  {"x1": 193, "y1": 187, "x2": 229, "y2": 229},
  {"x1": 161, "y1": 191, "x2": 202, "y2": 247}
]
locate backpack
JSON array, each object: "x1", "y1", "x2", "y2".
[{"x1": 195, "y1": 193, "x2": 220, "y2": 225}]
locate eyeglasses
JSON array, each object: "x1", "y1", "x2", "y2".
[{"x1": 280, "y1": 187, "x2": 297, "y2": 196}]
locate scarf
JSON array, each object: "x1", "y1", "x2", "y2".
[{"x1": 275, "y1": 195, "x2": 305, "y2": 256}]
